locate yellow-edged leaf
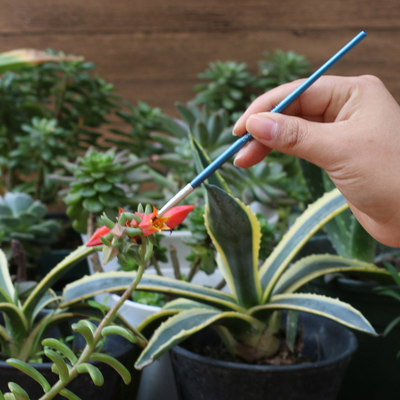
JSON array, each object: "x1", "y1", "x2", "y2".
[
  {"x1": 260, "y1": 189, "x2": 348, "y2": 302},
  {"x1": 250, "y1": 292, "x2": 376, "y2": 335}
]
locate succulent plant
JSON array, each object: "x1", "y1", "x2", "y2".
[
  {"x1": 0, "y1": 192, "x2": 61, "y2": 267},
  {"x1": 107, "y1": 100, "x2": 165, "y2": 156},
  {"x1": 0, "y1": 51, "x2": 121, "y2": 204},
  {"x1": 194, "y1": 60, "x2": 255, "y2": 120},
  {"x1": 8, "y1": 117, "x2": 74, "y2": 202},
  {"x1": 60, "y1": 148, "x2": 149, "y2": 235},
  {"x1": 147, "y1": 102, "x2": 235, "y2": 204},
  {"x1": 255, "y1": 50, "x2": 311, "y2": 91}
]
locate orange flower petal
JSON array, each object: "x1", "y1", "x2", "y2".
[
  {"x1": 163, "y1": 205, "x2": 195, "y2": 228},
  {"x1": 86, "y1": 226, "x2": 110, "y2": 247}
]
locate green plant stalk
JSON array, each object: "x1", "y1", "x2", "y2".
[
  {"x1": 150, "y1": 254, "x2": 163, "y2": 276},
  {"x1": 54, "y1": 74, "x2": 69, "y2": 121},
  {"x1": 88, "y1": 212, "x2": 104, "y2": 273},
  {"x1": 35, "y1": 159, "x2": 45, "y2": 201},
  {"x1": 38, "y1": 262, "x2": 147, "y2": 400}
]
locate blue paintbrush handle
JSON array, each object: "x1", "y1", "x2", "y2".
[
  {"x1": 158, "y1": 31, "x2": 366, "y2": 216},
  {"x1": 190, "y1": 30, "x2": 367, "y2": 188}
]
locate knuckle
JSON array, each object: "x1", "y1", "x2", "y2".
[
  {"x1": 279, "y1": 118, "x2": 307, "y2": 151},
  {"x1": 357, "y1": 74, "x2": 384, "y2": 88}
]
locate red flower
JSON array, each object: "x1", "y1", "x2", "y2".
[
  {"x1": 138, "y1": 205, "x2": 195, "y2": 236},
  {"x1": 86, "y1": 225, "x2": 110, "y2": 247},
  {"x1": 86, "y1": 204, "x2": 195, "y2": 246}
]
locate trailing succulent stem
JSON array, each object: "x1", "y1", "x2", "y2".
[
  {"x1": 1, "y1": 204, "x2": 193, "y2": 399},
  {"x1": 34, "y1": 264, "x2": 147, "y2": 400}
]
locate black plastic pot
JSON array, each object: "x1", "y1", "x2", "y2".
[
  {"x1": 306, "y1": 276, "x2": 400, "y2": 400},
  {"x1": 170, "y1": 313, "x2": 357, "y2": 400},
  {"x1": 0, "y1": 334, "x2": 140, "y2": 399}
]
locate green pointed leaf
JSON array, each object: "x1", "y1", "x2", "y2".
[
  {"x1": 22, "y1": 245, "x2": 94, "y2": 321},
  {"x1": 89, "y1": 353, "x2": 131, "y2": 385},
  {"x1": 7, "y1": 383, "x2": 29, "y2": 400},
  {"x1": 383, "y1": 315, "x2": 400, "y2": 336},
  {"x1": 0, "y1": 304, "x2": 28, "y2": 336},
  {"x1": 260, "y1": 189, "x2": 348, "y2": 302},
  {"x1": 193, "y1": 120, "x2": 209, "y2": 147},
  {"x1": 135, "y1": 308, "x2": 258, "y2": 369},
  {"x1": 77, "y1": 363, "x2": 104, "y2": 386},
  {"x1": 61, "y1": 271, "x2": 238, "y2": 311},
  {"x1": 72, "y1": 320, "x2": 96, "y2": 347},
  {"x1": 6, "y1": 359, "x2": 51, "y2": 393},
  {"x1": 273, "y1": 254, "x2": 386, "y2": 295},
  {"x1": 175, "y1": 102, "x2": 196, "y2": 126},
  {"x1": 250, "y1": 293, "x2": 376, "y2": 335},
  {"x1": 190, "y1": 135, "x2": 230, "y2": 191},
  {"x1": 44, "y1": 349, "x2": 70, "y2": 383},
  {"x1": 41, "y1": 338, "x2": 78, "y2": 364},
  {"x1": 59, "y1": 388, "x2": 82, "y2": 400},
  {"x1": 101, "y1": 326, "x2": 138, "y2": 344},
  {"x1": 0, "y1": 250, "x2": 15, "y2": 300},
  {"x1": 162, "y1": 298, "x2": 219, "y2": 311},
  {"x1": 205, "y1": 184, "x2": 261, "y2": 307}
]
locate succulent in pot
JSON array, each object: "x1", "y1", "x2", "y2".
[
  {"x1": 0, "y1": 239, "x2": 137, "y2": 400},
  {"x1": 0, "y1": 200, "x2": 194, "y2": 399},
  {"x1": 62, "y1": 187, "x2": 387, "y2": 380}
]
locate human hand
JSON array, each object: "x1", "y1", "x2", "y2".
[{"x1": 233, "y1": 75, "x2": 400, "y2": 247}]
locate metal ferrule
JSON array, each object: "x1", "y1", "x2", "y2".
[{"x1": 158, "y1": 183, "x2": 194, "y2": 216}]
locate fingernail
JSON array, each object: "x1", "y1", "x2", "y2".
[
  {"x1": 233, "y1": 148, "x2": 244, "y2": 166},
  {"x1": 232, "y1": 118, "x2": 243, "y2": 136},
  {"x1": 247, "y1": 115, "x2": 277, "y2": 141}
]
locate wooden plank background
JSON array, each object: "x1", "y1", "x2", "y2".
[{"x1": 1, "y1": 0, "x2": 399, "y2": 116}]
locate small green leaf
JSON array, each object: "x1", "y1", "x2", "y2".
[
  {"x1": 6, "y1": 359, "x2": 51, "y2": 393},
  {"x1": 77, "y1": 363, "x2": 104, "y2": 386},
  {"x1": 285, "y1": 310, "x2": 299, "y2": 352},
  {"x1": 101, "y1": 326, "x2": 138, "y2": 344},
  {"x1": 44, "y1": 349, "x2": 70, "y2": 383},
  {"x1": 82, "y1": 198, "x2": 104, "y2": 213},
  {"x1": 93, "y1": 182, "x2": 112, "y2": 193},
  {"x1": 42, "y1": 338, "x2": 78, "y2": 364},
  {"x1": 90, "y1": 353, "x2": 131, "y2": 384},
  {"x1": 80, "y1": 187, "x2": 96, "y2": 197},
  {"x1": 72, "y1": 320, "x2": 97, "y2": 347},
  {"x1": 7, "y1": 383, "x2": 29, "y2": 400},
  {"x1": 59, "y1": 388, "x2": 82, "y2": 400}
]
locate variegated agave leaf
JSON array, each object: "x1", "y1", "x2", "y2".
[
  {"x1": 135, "y1": 307, "x2": 262, "y2": 370},
  {"x1": 205, "y1": 184, "x2": 261, "y2": 308},
  {"x1": 272, "y1": 254, "x2": 388, "y2": 295},
  {"x1": 0, "y1": 250, "x2": 15, "y2": 301},
  {"x1": 62, "y1": 271, "x2": 240, "y2": 311},
  {"x1": 250, "y1": 293, "x2": 376, "y2": 335},
  {"x1": 260, "y1": 189, "x2": 348, "y2": 302},
  {"x1": 190, "y1": 134, "x2": 230, "y2": 192},
  {"x1": 22, "y1": 245, "x2": 94, "y2": 321}
]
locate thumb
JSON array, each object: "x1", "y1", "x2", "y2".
[{"x1": 245, "y1": 112, "x2": 339, "y2": 168}]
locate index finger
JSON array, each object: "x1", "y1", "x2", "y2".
[{"x1": 232, "y1": 75, "x2": 351, "y2": 135}]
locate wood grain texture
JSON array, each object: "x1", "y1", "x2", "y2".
[{"x1": 0, "y1": 0, "x2": 399, "y2": 115}]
